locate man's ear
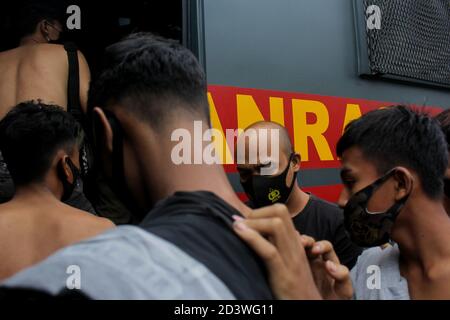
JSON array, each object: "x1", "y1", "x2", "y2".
[
  {"x1": 292, "y1": 153, "x2": 301, "y2": 172},
  {"x1": 92, "y1": 107, "x2": 114, "y2": 153},
  {"x1": 58, "y1": 155, "x2": 74, "y2": 184},
  {"x1": 392, "y1": 168, "x2": 414, "y2": 201}
]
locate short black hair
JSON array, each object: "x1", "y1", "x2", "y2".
[
  {"x1": 435, "y1": 109, "x2": 450, "y2": 150},
  {"x1": 337, "y1": 105, "x2": 448, "y2": 199},
  {"x1": 14, "y1": 0, "x2": 65, "y2": 42},
  {"x1": 0, "y1": 101, "x2": 83, "y2": 186},
  {"x1": 88, "y1": 33, "x2": 210, "y2": 130}
]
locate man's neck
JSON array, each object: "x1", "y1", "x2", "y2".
[
  {"x1": 19, "y1": 35, "x2": 45, "y2": 46},
  {"x1": 393, "y1": 196, "x2": 450, "y2": 274},
  {"x1": 13, "y1": 184, "x2": 60, "y2": 205},
  {"x1": 286, "y1": 184, "x2": 310, "y2": 217},
  {"x1": 125, "y1": 116, "x2": 253, "y2": 217}
]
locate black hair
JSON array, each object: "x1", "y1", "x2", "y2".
[
  {"x1": 0, "y1": 101, "x2": 83, "y2": 186},
  {"x1": 337, "y1": 105, "x2": 448, "y2": 199},
  {"x1": 88, "y1": 32, "x2": 210, "y2": 130},
  {"x1": 14, "y1": 0, "x2": 65, "y2": 42},
  {"x1": 435, "y1": 109, "x2": 450, "y2": 150}
]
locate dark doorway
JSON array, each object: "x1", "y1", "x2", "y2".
[
  {"x1": 67, "y1": 0, "x2": 183, "y2": 76},
  {"x1": 1, "y1": 0, "x2": 183, "y2": 76}
]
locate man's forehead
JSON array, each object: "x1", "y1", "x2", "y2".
[{"x1": 340, "y1": 147, "x2": 377, "y2": 176}]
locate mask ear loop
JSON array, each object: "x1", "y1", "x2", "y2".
[
  {"x1": 359, "y1": 168, "x2": 398, "y2": 206},
  {"x1": 361, "y1": 168, "x2": 413, "y2": 245},
  {"x1": 287, "y1": 153, "x2": 298, "y2": 189}
]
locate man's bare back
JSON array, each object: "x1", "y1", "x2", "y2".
[
  {"x1": 0, "y1": 44, "x2": 90, "y2": 119},
  {"x1": 0, "y1": 193, "x2": 113, "y2": 281}
]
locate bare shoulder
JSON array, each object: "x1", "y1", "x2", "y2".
[
  {"x1": 0, "y1": 47, "x2": 16, "y2": 59},
  {"x1": 0, "y1": 202, "x2": 18, "y2": 218},
  {"x1": 34, "y1": 43, "x2": 66, "y2": 53},
  {"x1": 70, "y1": 207, "x2": 115, "y2": 229},
  {"x1": 36, "y1": 44, "x2": 88, "y2": 61},
  {"x1": 32, "y1": 44, "x2": 67, "y2": 61},
  {"x1": 76, "y1": 49, "x2": 88, "y2": 64}
]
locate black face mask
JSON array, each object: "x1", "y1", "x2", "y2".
[
  {"x1": 444, "y1": 178, "x2": 450, "y2": 198},
  {"x1": 58, "y1": 158, "x2": 80, "y2": 202},
  {"x1": 242, "y1": 153, "x2": 297, "y2": 208},
  {"x1": 343, "y1": 169, "x2": 410, "y2": 248}
]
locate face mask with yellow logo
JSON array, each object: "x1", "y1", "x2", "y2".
[{"x1": 242, "y1": 153, "x2": 297, "y2": 208}]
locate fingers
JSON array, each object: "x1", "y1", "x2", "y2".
[
  {"x1": 299, "y1": 235, "x2": 320, "y2": 260},
  {"x1": 239, "y1": 216, "x2": 300, "y2": 265},
  {"x1": 233, "y1": 217, "x2": 322, "y2": 300},
  {"x1": 232, "y1": 219, "x2": 286, "y2": 273},
  {"x1": 300, "y1": 235, "x2": 315, "y2": 248},
  {"x1": 310, "y1": 240, "x2": 340, "y2": 264},
  {"x1": 306, "y1": 240, "x2": 353, "y2": 299},
  {"x1": 325, "y1": 261, "x2": 348, "y2": 282},
  {"x1": 241, "y1": 204, "x2": 303, "y2": 265},
  {"x1": 248, "y1": 203, "x2": 291, "y2": 220},
  {"x1": 325, "y1": 261, "x2": 353, "y2": 299},
  {"x1": 247, "y1": 204, "x2": 299, "y2": 235}
]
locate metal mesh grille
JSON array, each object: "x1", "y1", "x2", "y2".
[{"x1": 364, "y1": 0, "x2": 450, "y2": 87}]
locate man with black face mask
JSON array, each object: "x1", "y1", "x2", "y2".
[
  {"x1": 236, "y1": 121, "x2": 362, "y2": 269},
  {"x1": 0, "y1": 1, "x2": 97, "y2": 215},
  {"x1": 0, "y1": 101, "x2": 114, "y2": 281}
]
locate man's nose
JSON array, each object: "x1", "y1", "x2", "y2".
[{"x1": 337, "y1": 187, "x2": 350, "y2": 209}]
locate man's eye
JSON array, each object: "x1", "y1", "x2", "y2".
[
  {"x1": 344, "y1": 180, "x2": 355, "y2": 188},
  {"x1": 238, "y1": 170, "x2": 251, "y2": 181}
]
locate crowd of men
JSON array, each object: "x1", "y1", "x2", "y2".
[{"x1": 1, "y1": 1, "x2": 450, "y2": 300}]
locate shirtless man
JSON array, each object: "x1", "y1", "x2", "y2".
[
  {"x1": 0, "y1": 1, "x2": 90, "y2": 117},
  {"x1": 0, "y1": 101, "x2": 114, "y2": 281},
  {"x1": 0, "y1": 1, "x2": 90, "y2": 205}
]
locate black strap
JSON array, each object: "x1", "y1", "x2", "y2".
[
  {"x1": 63, "y1": 42, "x2": 84, "y2": 127},
  {"x1": 63, "y1": 43, "x2": 93, "y2": 177}
]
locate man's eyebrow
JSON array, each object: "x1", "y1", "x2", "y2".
[{"x1": 259, "y1": 160, "x2": 272, "y2": 167}]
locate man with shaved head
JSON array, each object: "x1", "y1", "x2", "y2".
[{"x1": 236, "y1": 121, "x2": 362, "y2": 269}]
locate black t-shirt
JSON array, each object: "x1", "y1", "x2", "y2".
[
  {"x1": 292, "y1": 195, "x2": 363, "y2": 269},
  {"x1": 139, "y1": 191, "x2": 274, "y2": 300}
]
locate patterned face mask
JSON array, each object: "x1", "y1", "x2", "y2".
[{"x1": 343, "y1": 168, "x2": 411, "y2": 247}]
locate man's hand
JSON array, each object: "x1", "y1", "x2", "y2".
[
  {"x1": 233, "y1": 204, "x2": 321, "y2": 300},
  {"x1": 233, "y1": 204, "x2": 353, "y2": 300},
  {"x1": 300, "y1": 236, "x2": 353, "y2": 300}
]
